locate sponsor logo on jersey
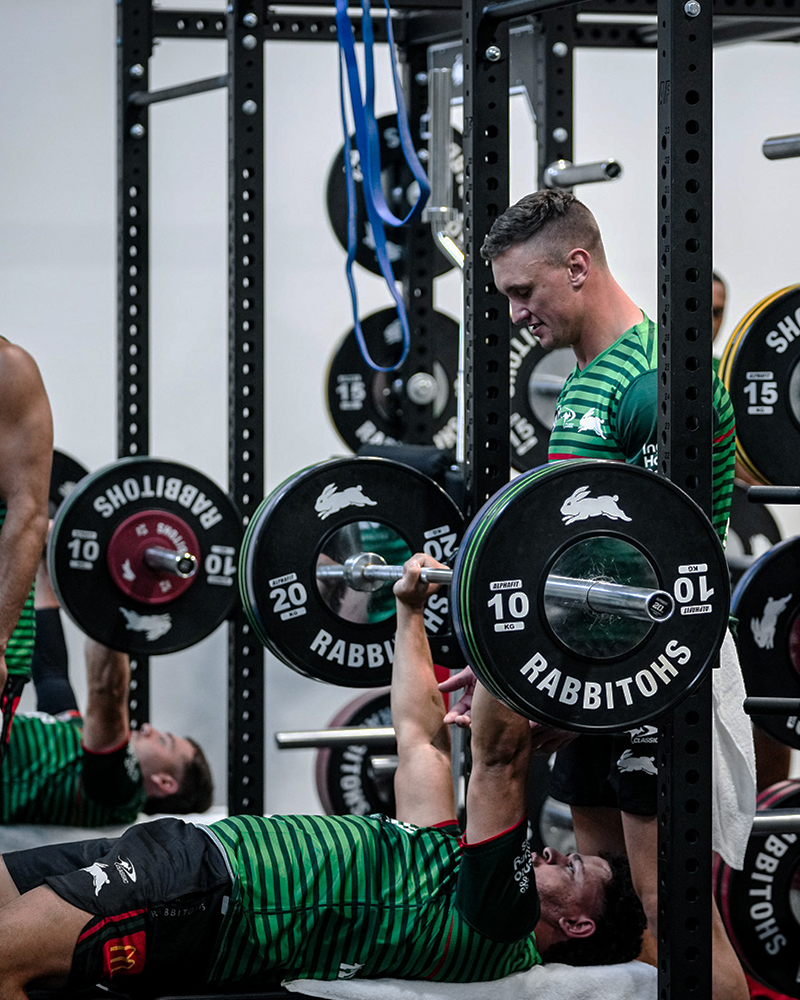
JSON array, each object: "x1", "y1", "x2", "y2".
[
  {"x1": 114, "y1": 856, "x2": 137, "y2": 884},
  {"x1": 751, "y1": 594, "x2": 793, "y2": 650},
  {"x1": 315, "y1": 483, "x2": 378, "y2": 520},
  {"x1": 512, "y1": 837, "x2": 533, "y2": 894},
  {"x1": 616, "y1": 749, "x2": 657, "y2": 775},
  {"x1": 577, "y1": 407, "x2": 607, "y2": 439},
  {"x1": 625, "y1": 724, "x2": 658, "y2": 744},
  {"x1": 553, "y1": 405, "x2": 576, "y2": 429},
  {"x1": 560, "y1": 486, "x2": 632, "y2": 525},
  {"x1": 338, "y1": 962, "x2": 365, "y2": 980},
  {"x1": 82, "y1": 862, "x2": 110, "y2": 896}
]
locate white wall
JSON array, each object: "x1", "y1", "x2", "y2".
[{"x1": 1, "y1": 2, "x2": 799, "y2": 813}]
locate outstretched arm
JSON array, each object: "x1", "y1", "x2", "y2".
[
  {"x1": 391, "y1": 554, "x2": 455, "y2": 827},
  {"x1": 80, "y1": 639, "x2": 131, "y2": 753},
  {"x1": 464, "y1": 681, "x2": 532, "y2": 844},
  {"x1": 0, "y1": 342, "x2": 53, "y2": 690}
]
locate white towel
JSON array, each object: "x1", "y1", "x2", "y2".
[
  {"x1": 284, "y1": 961, "x2": 656, "y2": 1000},
  {"x1": 712, "y1": 628, "x2": 757, "y2": 870}
]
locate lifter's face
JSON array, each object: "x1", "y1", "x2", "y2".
[
  {"x1": 533, "y1": 846, "x2": 611, "y2": 935},
  {"x1": 491, "y1": 240, "x2": 585, "y2": 352},
  {"x1": 130, "y1": 723, "x2": 195, "y2": 792}
]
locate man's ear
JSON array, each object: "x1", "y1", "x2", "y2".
[
  {"x1": 566, "y1": 248, "x2": 591, "y2": 288},
  {"x1": 558, "y1": 913, "x2": 597, "y2": 939},
  {"x1": 145, "y1": 772, "x2": 179, "y2": 798}
]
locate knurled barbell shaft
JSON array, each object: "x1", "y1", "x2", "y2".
[
  {"x1": 275, "y1": 726, "x2": 396, "y2": 749},
  {"x1": 316, "y1": 555, "x2": 674, "y2": 623},
  {"x1": 143, "y1": 547, "x2": 198, "y2": 579}
]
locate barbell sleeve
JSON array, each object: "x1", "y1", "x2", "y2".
[
  {"x1": 144, "y1": 547, "x2": 198, "y2": 578},
  {"x1": 751, "y1": 809, "x2": 800, "y2": 834},
  {"x1": 316, "y1": 554, "x2": 674, "y2": 622},
  {"x1": 275, "y1": 726, "x2": 396, "y2": 749},
  {"x1": 543, "y1": 159, "x2": 623, "y2": 189}
]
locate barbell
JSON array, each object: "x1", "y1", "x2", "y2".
[{"x1": 240, "y1": 454, "x2": 730, "y2": 733}]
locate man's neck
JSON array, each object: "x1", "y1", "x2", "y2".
[{"x1": 573, "y1": 278, "x2": 643, "y2": 369}]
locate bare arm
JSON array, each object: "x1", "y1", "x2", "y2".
[
  {"x1": 464, "y1": 681, "x2": 532, "y2": 844},
  {"x1": 391, "y1": 555, "x2": 455, "y2": 827},
  {"x1": 80, "y1": 639, "x2": 131, "y2": 752},
  {"x1": 0, "y1": 342, "x2": 53, "y2": 687}
]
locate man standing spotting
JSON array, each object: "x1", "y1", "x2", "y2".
[{"x1": 478, "y1": 189, "x2": 747, "y2": 1000}]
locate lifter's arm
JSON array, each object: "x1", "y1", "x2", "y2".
[
  {"x1": 391, "y1": 555, "x2": 455, "y2": 828},
  {"x1": 0, "y1": 342, "x2": 53, "y2": 690},
  {"x1": 464, "y1": 680, "x2": 532, "y2": 844},
  {"x1": 80, "y1": 640, "x2": 131, "y2": 753}
]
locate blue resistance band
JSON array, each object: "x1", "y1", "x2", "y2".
[{"x1": 335, "y1": 0, "x2": 430, "y2": 372}]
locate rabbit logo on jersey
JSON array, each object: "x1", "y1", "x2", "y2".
[{"x1": 560, "y1": 487, "x2": 632, "y2": 524}]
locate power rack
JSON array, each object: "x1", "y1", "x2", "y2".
[{"x1": 116, "y1": 2, "x2": 800, "y2": 995}]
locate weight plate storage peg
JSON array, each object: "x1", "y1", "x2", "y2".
[
  {"x1": 725, "y1": 484, "x2": 782, "y2": 589},
  {"x1": 326, "y1": 307, "x2": 459, "y2": 453},
  {"x1": 48, "y1": 457, "x2": 243, "y2": 656},
  {"x1": 719, "y1": 284, "x2": 800, "y2": 486},
  {"x1": 452, "y1": 459, "x2": 730, "y2": 733},
  {"x1": 239, "y1": 456, "x2": 466, "y2": 686},
  {"x1": 715, "y1": 779, "x2": 800, "y2": 998},
  {"x1": 49, "y1": 449, "x2": 90, "y2": 518},
  {"x1": 325, "y1": 113, "x2": 463, "y2": 280},
  {"x1": 732, "y1": 537, "x2": 800, "y2": 750},
  {"x1": 315, "y1": 689, "x2": 396, "y2": 818}
]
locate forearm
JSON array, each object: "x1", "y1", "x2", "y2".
[
  {"x1": 391, "y1": 603, "x2": 449, "y2": 752},
  {"x1": 0, "y1": 501, "x2": 49, "y2": 653},
  {"x1": 81, "y1": 640, "x2": 131, "y2": 751}
]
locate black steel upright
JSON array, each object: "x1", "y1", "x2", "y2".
[
  {"x1": 534, "y1": 9, "x2": 574, "y2": 189},
  {"x1": 117, "y1": 0, "x2": 154, "y2": 728},
  {"x1": 656, "y1": 0, "x2": 714, "y2": 995},
  {"x1": 227, "y1": 0, "x2": 266, "y2": 815},
  {"x1": 461, "y1": 0, "x2": 510, "y2": 516}
]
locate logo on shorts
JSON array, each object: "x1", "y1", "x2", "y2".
[
  {"x1": 103, "y1": 932, "x2": 146, "y2": 977},
  {"x1": 616, "y1": 749, "x2": 657, "y2": 775},
  {"x1": 625, "y1": 725, "x2": 658, "y2": 744},
  {"x1": 114, "y1": 856, "x2": 137, "y2": 884},
  {"x1": 82, "y1": 862, "x2": 110, "y2": 896},
  {"x1": 513, "y1": 837, "x2": 533, "y2": 894}
]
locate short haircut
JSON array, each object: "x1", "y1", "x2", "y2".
[
  {"x1": 142, "y1": 738, "x2": 214, "y2": 815},
  {"x1": 480, "y1": 190, "x2": 607, "y2": 267},
  {"x1": 712, "y1": 270, "x2": 726, "y2": 289},
  {"x1": 541, "y1": 852, "x2": 647, "y2": 967}
]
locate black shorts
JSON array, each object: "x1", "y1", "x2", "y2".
[
  {"x1": 549, "y1": 726, "x2": 659, "y2": 816},
  {"x1": 3, "y1": 817, "x2": 232, "y2": 994}
]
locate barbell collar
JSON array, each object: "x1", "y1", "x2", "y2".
[
  {"x1": 275, "y1": 725, "x2": 397, "y2": 749},
  {"x1": 143, "y1": 546, "x2": 198, "y2": 579},
  {"x1": 317, "y1": 554, "x2": 674, "y2": 623}
]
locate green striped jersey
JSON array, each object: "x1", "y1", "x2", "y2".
[
  {"x1": 206, "y1": 813, "x2": 541, "y2": 984},
  {"x1": 547, "y1": 314, "x2": 736, "y2": 541},
  {"x1": 0, "y1": 504, "x2": 36, "y2": 678},
  {"x1": 1, "y1": 712, "x2": 145, "y2": 824}
]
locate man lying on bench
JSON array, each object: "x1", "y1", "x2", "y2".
[{"x1": 0, "y1": 554, "x2": 646, "y2": 997}]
